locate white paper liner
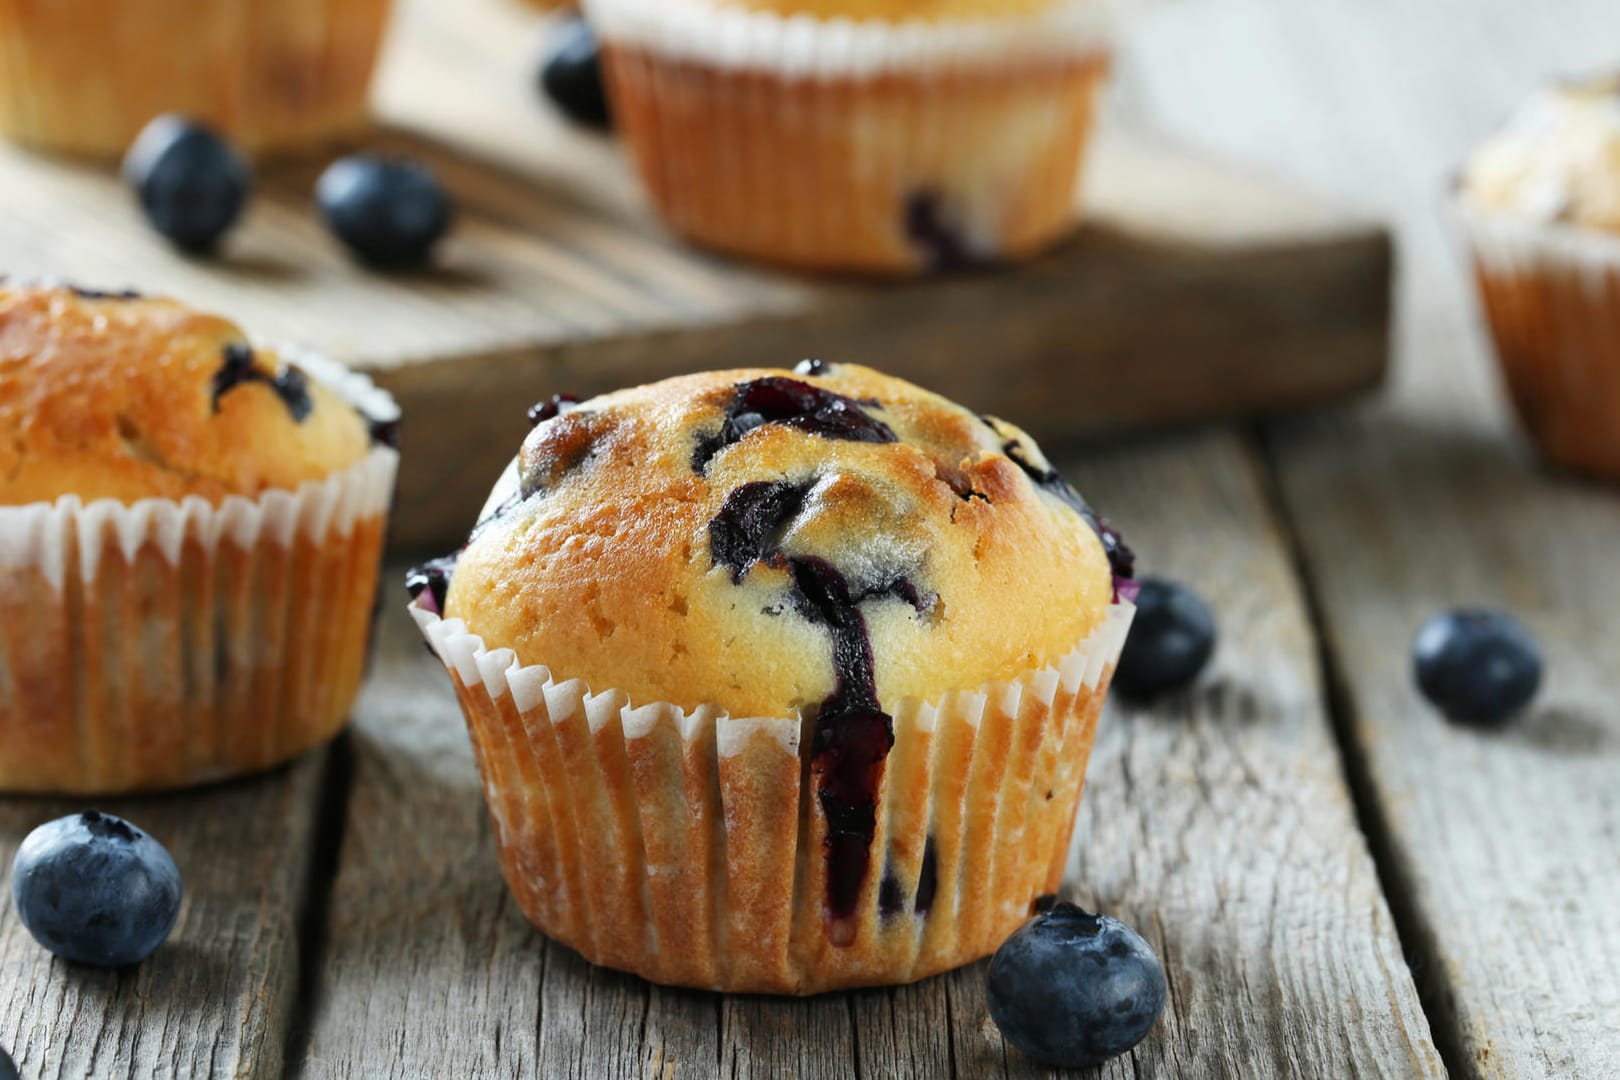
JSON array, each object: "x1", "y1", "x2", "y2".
[
  {"x1": 1455, "y1": 199, "x2": 1620, "y2": 277},
  {"x1": 583, "y1": 0, "x2": 1116, "y2": 77},
  {"x1": 412, "y1": 597, "x2": 1132, "y2": 994},
  {"x1": 0, "y1": 352, "x2": 399, "y2": 794}
]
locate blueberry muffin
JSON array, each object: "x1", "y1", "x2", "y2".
[
  {"x1": 1457, "y1": 74, "x2": 1620, "y2": 478},
  {"x1": 0, "y1": 283, "x2": 398, "y2": 793},
  {"x1": 411, "y1": 362, "x2": 1134, "y2": 993},
  {"x1": 0, "y1": 0, "x2": 394, "y2": 157},
  {"x1": 582, "y1": 0, "x2": 1114, "y2": 273}
]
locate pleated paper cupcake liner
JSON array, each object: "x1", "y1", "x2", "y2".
[
  {"x1": 413, "y1": 598, "x2": 1133, "y2": 995},
  {"x1": 1458, "y1": 201, "x2": 1620, "y2": 479},
  {"x1": 0, "y1": 353, "x2": 399, "y2": 794},
  {"x1": 584, "y1": 0, "x2": 1115, "y2": 273},
  {"x1": 0, "y1": 0, "x2": 394, "y2": 158}
]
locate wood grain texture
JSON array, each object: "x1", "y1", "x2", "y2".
[
  {"x1": 0, "y1": 757, "x2": 327, "y2": 1080},
  {"x1": 1123, "y1": 0, "x2": 1620, "y2": 1075},
  {"x1": 0, "y1": 0, "x2": 1390, "y2": 551},
  {"x1": 300, "y1": 426, "x2": 1441, "y2": 1078}
]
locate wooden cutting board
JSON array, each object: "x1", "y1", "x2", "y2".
[{"x1": 0, "y1": 0, "x2": 1390, "y2": 551}]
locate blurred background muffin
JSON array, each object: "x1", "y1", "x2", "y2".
[
  {"x1": 582, "y1": 0, "x2": 1115, "y2": 273},
  {"x1": 0, "y1": 0, "x2": 395, "y2": 158},
  {"x1": 0, "y1": 283, "x2": 399, "y2": 793},
  {"x1": 1456, "y1": 74, "x2": 1620, "y2": 478}
]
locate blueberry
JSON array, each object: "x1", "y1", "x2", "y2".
[
  {"x1": 121, "y1": 115, "x2": 252, "y2": 253},
  {"x1": 1113, "y1": 577, "x2": 1216, "y2": 699},
  {"x1": 541, "y1": 18, "x2": 612, "y2": 129},
  {"x1": 11, "y1": 811, "x2": 182, "y2": 968},
  {"x1": 987, "y1": 902, "x2": 1167, "y2": 1069},
  {"x1": 0, "y1": 1046, "x2": 15, "y2": 1080},
  {"x1": 316, "y1": 156, "x2": 452, "y2": 268},
  {"x1": 1413, "y1": 609, "x2": 1542, "y2": 726}
]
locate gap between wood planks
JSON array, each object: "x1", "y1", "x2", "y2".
[
  {"x1": 1248, "y1": 424, "x2": 1471, "y2": 1080},
  {"x1": 283, "y1": 736, "x2": 359, "y2": 1080}
]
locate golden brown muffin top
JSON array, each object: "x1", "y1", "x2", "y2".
[
  {"x1": 440, "y1": 362, "x2": 1127, "y2": 720},
  {"x1": 715, "y1": 0, "x2": 1060, "y2": 18},
  {"x1": 1460, "y1": 74, "x2": 1620, "y2": 231},
  {"x1": 0, "y1": 284, "x2": 377, "y2": 506}
]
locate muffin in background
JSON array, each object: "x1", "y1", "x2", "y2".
[
  {"x1": 0, "y1": 0, "x2": 395, "y2": 158},
  {"x1": 1456, "y1": 74, "x2": 1620, "y2": 479},
  {"x1": 0, "y1": 284, "x2": 399, "y2": 794},
  {"x1": 410, "y1": 362, "x2": 1134, "y2": 993},
  {"x1": 582, "y1": 0, "x2": 1114, "y2": 274}
]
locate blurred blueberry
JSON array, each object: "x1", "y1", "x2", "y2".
[
  {"x1": 122, "y1": 115, "x2": 251, "y2": 253},
  {"x1": 316, "y1": 156, "x2": 452, "y2": 268},
  {"x1": 1414, "y1": 609, "x2": 1542, "y2": 726},
  {"x1": 541, "y1": 18, "x2": 612, "y2": 129},
  {"x1": 1114, "y1": 576, "x2": 1216, "y2": 699}
]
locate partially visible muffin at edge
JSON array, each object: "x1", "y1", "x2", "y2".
[
  {"x1": 1456, "y1": 74, "x2": 1620, "y2": 479},
  {"x1": 0, "y1": 284, "x2": 373, "y2": 505},
  {"x1": 413, "y1": 362, "x2": 1135, "y2": 994},
  {"x1": 0, "y1": 284, "x2": 399, "y2": 795}
]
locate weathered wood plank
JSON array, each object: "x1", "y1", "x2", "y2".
[
  {"x1": 1058, "y1": 436, "x2": 1443, "y2": 1079},
  {"x1": 0, "y1": 758, "x2": 327, "y2": 1079},
  {"x1": 297, "y1": 622, "x2": 544, "y2": 1080},
  {"x1": 1123, "y1": 0, "x2": 1620, "y2": 1076},
  {"x1": 304, "y1": 424, "x2": 1440, "y2": 1079}
]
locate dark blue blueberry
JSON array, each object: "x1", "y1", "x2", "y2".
[
  {"x1": 692, "y1": 376, "x2": 896, "y2": 473},
  {"x1": 0, "y1": 1045, "x2": 15, "y2": 1080},
  {"x1": 1413, "y1": 609, "x2": 1542, "y2": 726},
  {"x1": 406, "y1": 555, "x2": 458, "y2": 616},
  {"x1": 122, "y1": 115, "x2": 252, "y2": 253},
  {"x1": 316, "y1": 156, "x2": 452, "y2": 268},
  {"x1": 1113, "y1": 577, "x2": 1216, "y2": 700},
  {"x1": 368, "y1": 415, "x2": 402, "y2": 450},
  {"x1": 540, "y1": 18, "x2": 612, "y2": 130},
  {"x1": 904, "y1": 190, "x2": 980, "y2": 271},
  {"x1": 528, "y1": 393, "x2": 582, "y2": 426},
  {"x1": 987, "y1": 902, "x2": 1166, "y2": 1069},
  {"x1": 210, "y1": 343, "x2": 314, "y2": 422},
  {"x1": 11, "y1": 811, "x2": 182, "y2": 968}
]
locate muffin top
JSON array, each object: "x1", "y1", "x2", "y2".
[
  {"x1": 1460, "y1": 74, "x2": 1620, "y2": 231},
  {"x1": 436, "y1": 362, "x2": 1129, "y2": 720},
  {"x1": 0, "y1": 284, "x2": 383, "y2": 506}
]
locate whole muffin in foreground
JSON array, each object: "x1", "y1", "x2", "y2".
[
  {"x1": 0, "y1": 283, "x2": 399, "y2": 794},
  {"x1": 1456, "y1": 74, "x2": 1620, "y2": 479},
  {"x1": 411, "y1": 362, "x2": 1135, "y2": 994},
  {"x1": 0, "y1": 0, "x2": 394, "y2": 158},
  {"x1": 581, "y1": 0, "x2": 1114, "y2": 273}
]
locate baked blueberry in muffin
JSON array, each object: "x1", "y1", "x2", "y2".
[{"x1": 412, "y1": 363, "x2": 1133, "y2": 993}]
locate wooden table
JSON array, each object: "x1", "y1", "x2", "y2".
[{"x1": 3, "y1": 1, "x2": 1618, "y2": 1077}]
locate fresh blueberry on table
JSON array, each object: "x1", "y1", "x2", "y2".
[
  {"x1": 0, "y1": 1045, "x2": 16, "y2": 1080},
  {"x1": 121, "y1": 115, "x2": 252, "y2": 253},
  {"x1": 316, "y1": 156, "x2": 452, "y2": 268},
  {"x1": 1413, "y1": 609, "x2": 1542, "y2": 726},
  {"x1": 987, "y1": 902, "x2": 1167, "y2": 1069},
  {"x1": 541, "y1": 17, "x2": 612, "y2": 129},
  {"x1": 11, "y1": 811, "x2": 182, "y2": 968},
  {"x1": 1113, "y1": 576, "x2": 1217, "y2": 699}
]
